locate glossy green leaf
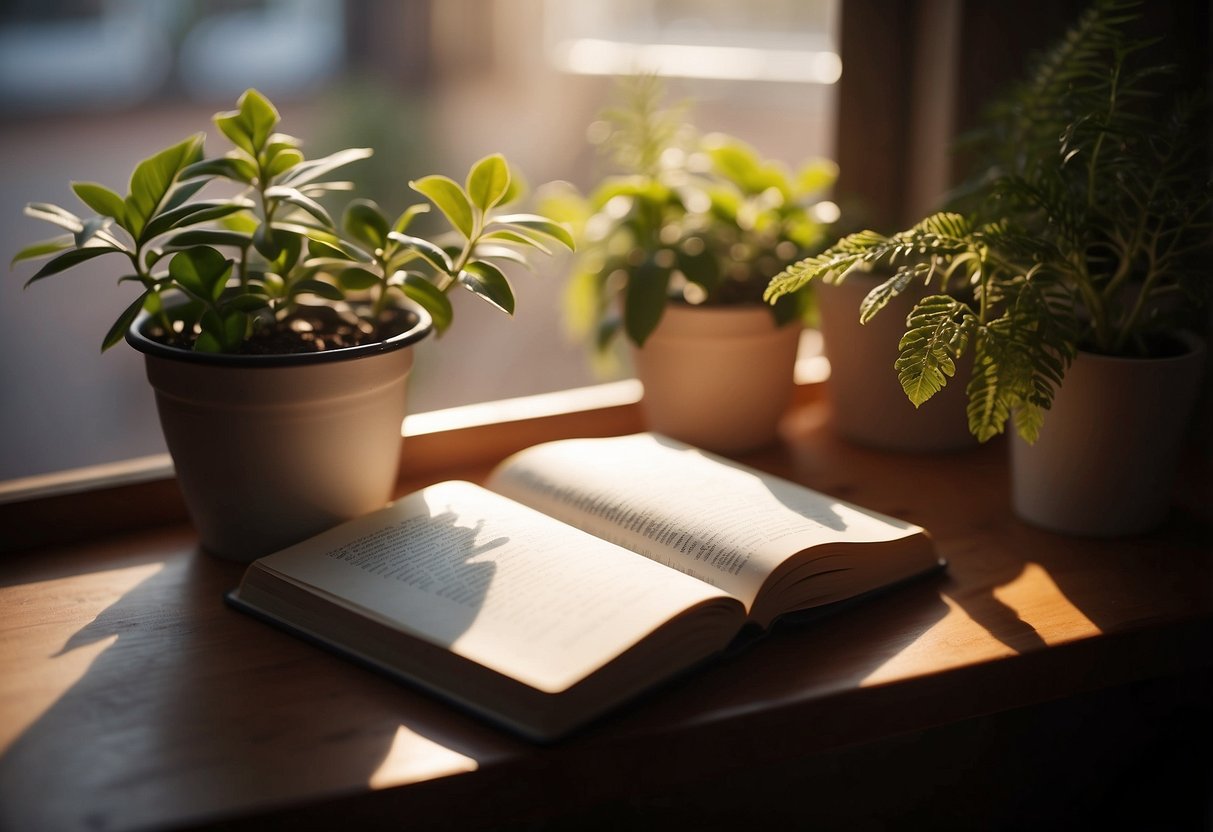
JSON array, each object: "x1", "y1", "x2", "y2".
[
  {"x1": 266, "y1": 147, "x2": 304, "y2": 178},
  {"x1": 623, "y1": 259, "x2": 671, "y2": 346},
  {"x1": 290, "y1": 278, "x2": 345, "y2": 301},
  {"x1": 24, "y1": 202, "x2": 83, "y2": 233},
  {"x1": 264, "y1": 185, "x2": 334, "y2": 227},
  {"x1": 71, "y1": 182, "x2": 125, "y2": 223},
  {"x1": 492, "y1": 213, "x2": 575, "y2": 250},
  {"x1": 141, "y1": 199, "x2": 253, "y2": 244},
  {"x1": 480, "y1": 228, "x2": 551, "y2": 255},
  {"x1": 400, "y1": 273, "x2": 454, "y2": 333},
  {"x1": 253, "y1": 224, "x2": 282, "y2": 259},
  {"x1": 169, "y1": 246, "x2": 233, "y2": 303},
  {"x1": 390, "y1": 203, "x2": 430, "y2": 235},
  {"x1": 161, "y1": 178, "x2": 211, "y2": 213},
  {"x1": 24, "y1": 245, "x2": 120, "y2": 287},
  {"x1": 180, "y1": 156, "x2": 257, "y2": 184},
  {"x1": 74, "y1": 216, "x2": 109, "y2": 248},
  {"x1": 101, "y1": 289, "x2": 153, "y2": 352},
  {"x1": 11, "y1": 234, "x2": 74, "y2": 265},
  {"x1": 337, "y1": 266, "x2": 380, "y2": 291},
  {"x1": 410, "y1": 175, "x2": 474, "y2": 238},
  {"x1": 386, "y1": 231, "x2": 454, "y2": 273},
  {"x1": 277, "y1": 147, "x2": 373, "y2": 187},
  {"x1": 343, "y1": 199, "x2": 389, "y2": 249},
  {"x1": 161, "y1": 229, "x2": 254, "y2": 251},
  {"x1": 466, "y1": 153, "x2": 511, "y2": 212},
  {"x1": 126, "y1": 133, "x2": 205, "y2": 239},
  {"x1": 214, "y1": 112, "x2": 255, "y2": 156},
  {"x1": 459, "y1": 260, "x2": 514, "y2": 315},
  {"x1": 238, "y1": 89, "x2": 280, "y2": 152}
]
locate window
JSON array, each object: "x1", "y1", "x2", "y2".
[{"x1": 0, "y1": 0, "x2": 839, "y2": 480}]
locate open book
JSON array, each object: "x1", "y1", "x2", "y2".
[{"x1": 227, "y1": 433, "x2": 943, "y2": 741}]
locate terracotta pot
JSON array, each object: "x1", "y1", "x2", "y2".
[
  {"x1": 1011, "y1": 333, "x2": 1206, "y2": 536},
  {"x1": 817, "y1": 276, "x2": 976, "y2": 451},
  {"x1": 631, "y1": 303, "x2": 801, "y2": 454},
  {"x1": 127, "y1": 305, "x2": 433, "y2": 561}
]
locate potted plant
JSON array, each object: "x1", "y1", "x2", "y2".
[
  {"x1": 765, "y1": 0, "x2": 1210, "y2": 535},
  {"x1": 544, "y1": 75, "x2": 837, "y2": 454},
  {"x1": 13, "y1": 89, "x2": 573, "y2": 560}
]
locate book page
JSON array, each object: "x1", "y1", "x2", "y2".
[
  {"x1": 251, "y1": 480, "x2": 739, "y2": 693},
  {"x1": 487, "y1": 433, "x2": 927, "y2": 610}
]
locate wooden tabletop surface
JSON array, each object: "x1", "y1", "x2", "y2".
[{"x1": 1, "y1": 387, "x2": 1210, "y2": 831}]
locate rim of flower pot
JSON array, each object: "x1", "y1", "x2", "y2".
[{"x1": 125, "y1": 301, "x2": 434, "y2": 367}]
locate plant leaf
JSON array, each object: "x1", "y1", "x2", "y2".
[
  {"x1": 264, "y1": 185, "x2": 334, "y2": 227},
  {"x1": 411, "y1": 175, "x2": 475, "y2": 238},
  {"x1": 896, "y1": 295, "x2": 974, "y2": 407},
  {"x1": 466, "y1": 153, "x2": 511, "y2": 212},
  {"x1": 290, "y1": 278, "x2": 345, "y2": 301},
  {"x1": 390, "y1": 203, "x2": 430, "y2": 234},
  {"x1": 71, "y1": 182, "x2": 126, "y2": 223},
  {"x1": 624, "y1": 259, "x2": 671, "y2": 346},
  {"x1": 459, "y1": 259, "x2": 515, "y2": 315},
  {"x1": 399, "y1": 273, "x2": 454, "y2": 334},
  {"x1": 24, "y1": 245, "x2": 120, "y2": 287},
  {"x1": 858, "y1": 268, "x2": 915, "y2": 324},
  {"x1": 387, "y1": 231, "x2": 454, "y2": 273},
  {"x1": 180, "y1": 156, "x2": 257, "y2": 184},
  {"x1": 343, "y1": 199, "x2": 389, "y2": 249},
  {"x1": 11, "y1": 234, "x2": 74, "y2": 266},
  {"x1": 492, "y1": 213, "x2": 575, "y2": 250},
  {"x1": 480, "y1": 228, "x2": 552, "y2": 255},
  {"x1": 277, "y1": 147, "x2": 373, "y2": 187},
  {"x1": 101, "y1": 288, "x2": 154, "y2": 352},
  {"x1": 337, "y1": 266, "x2": 380, "y2": 291},
  {"x1": 161, "y1": 229, "x2": 254, "y2": 250},
  {"x1": 169, "y1": 246, "x2": 233, "y2": 303},
  {"x1": 24, "y1": 202, "x2": 84, "y2": 233},
  {"x1": 141, "y1": 199, "x2": 253, "y2": 244},
  {"x1": 125, "y1": 133, "x2": 205, "y2": 239}
]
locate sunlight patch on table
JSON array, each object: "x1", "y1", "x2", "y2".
[
  {"x1": 368, "y1": 725, "x2": 480, "y2": 788},
  {"x1": 0, "y1": 560, "x2": 163, "y2": 752}
]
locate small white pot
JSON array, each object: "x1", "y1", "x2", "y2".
[
  {"x1": 128, "y1": 306, "x2": 432, "y2": 561},
  {"x1": 1011, "y1": 333, "x2": 1206, "y2": 536},
  {"x1": 817, "y1": 276, "x2": 975, "y2": 452},
  {"x1": 631, "y1": 303, "x2": 802, "y2": 454}
]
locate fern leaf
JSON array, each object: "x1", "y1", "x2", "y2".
[{"x1": 895, "y1": 295, "x2": 975, "y2": 407}]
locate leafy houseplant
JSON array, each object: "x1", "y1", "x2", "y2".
[
  {"x1": 765, "y1": 0, "x2": 1209, "y2": 533},
  {"x1": 14, "y1": 89, "x2": 573, "y2": 559},
  {"x1": 548, "y1": 75, "x2": 838, "y2": 452}
]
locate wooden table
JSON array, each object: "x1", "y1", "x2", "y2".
[{"x1": 2, "y1": 384, "x2": 1210, "y2": 831}]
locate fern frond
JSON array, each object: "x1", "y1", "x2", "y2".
[{"x1": 895, "y1": 295, "x2": 977, "y2": 407}]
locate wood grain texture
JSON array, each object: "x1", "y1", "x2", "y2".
[{"x1": 1, "y1": 389, "x2": 1210, "y2": 831}]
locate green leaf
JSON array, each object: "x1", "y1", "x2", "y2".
[
  {"x1": 101, "y1": 289, "x2": 153, "y2": 352},
  {"x1": 265, "y1": 147, "x2": 304, "y2": 178},
  {"x1": 793, "y1": 159, "x2": 839, "y2": 197},
  {"x1": 492, "y1": 213, "x2": 575, "y2": 251},
  {"x1": 71, "y1": 182, "x2": 125, "y2": 223},
  {"x1": 214, "y1": 113, "x2": 255, "y2": 156},
  {"x1": 390, "y1": 203, "x2": 430, "y2": 234},
  {"x1": 278, "y1": 147, "x2": 373, "y2": 187},
  {"x1": 24, "y1": 245, "x2": 120, "y2": 287},
  {"x1": 11, "y1": 234, "x2": 74, "y2": 266},
  {"x1": 411, "y1": 175, "x2": 474, "y2": 238},
  {"x1": 459, "y1": 259, "x2": 515, "y2": 315},
  {"x1": 480, "y1": 228, "x2": 552, "y2": 255},
  {"x1": 896, "y1": 295, "x2": 974, "y2": 407},
  {"x1": 338, "y1": 266, "x2": 381, "y2": 291},
  {"x1": 141, "y1": 199, "x2": 253, "y2": 244},
  {"x1": 253, "y1": 224, "x2": 282, "y2": 259},
  {"x1": 399, "y1": 273, "x2": 454, "y2": 334},
  {"x1": 624, "y1": 259, "x2": 671, "y2": 346},
  {"x1": 238, "y1": 89, "x2": 280, "y2": 152},
  {"x1": 161, "y1": 229, "x2": 254, "y2": 251},
  {"x1": 466, "y1": 153, "x2": 511, "y2": 212},
  {"x1": 290, "y1": 278, "x2": 345, "y2": 301},
  {"x1": 24, "y1": 202, "x2": 83, "y2": 233},
  {"x1": 858, "y1": 268, "x2": 915, "y2": 324},
  {"x1": 160, "y1": 178, "x2": 210, "y2": 213},
  {"x1": 74, "y1": 216, "x2": 109, "y2": 247},
  {"x1": 343, "y1": 199, "x2": 389, "y2": 249},
  {"x1": 125, "y1": 133, "x2": 205, "y2": 239},
  {"x1": 264, "y1": 185, "x2": 334, "y2": 227},
  {"x1": 169, "y1": 246, "x2": 233, "y2": 303},
  {"x1": 386, "y1": 231, "x2": 454, "y2": 273},
  {"x1": 180, "y1": 156, "x2": 257, "y2": 184}
]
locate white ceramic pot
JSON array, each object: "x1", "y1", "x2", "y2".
[
  {"x1": 127, "y1": 306, "x2": 432, "y2": 561},
  {"x1": 631, "y1": 303, "x2": 802, "y2": 454},
  {"x1": 817, "y1": 276, "x2": 976, "y2": 452},
  {"x1": 1011, "y1": 333, "x2": 1206, "y2": 536}
]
